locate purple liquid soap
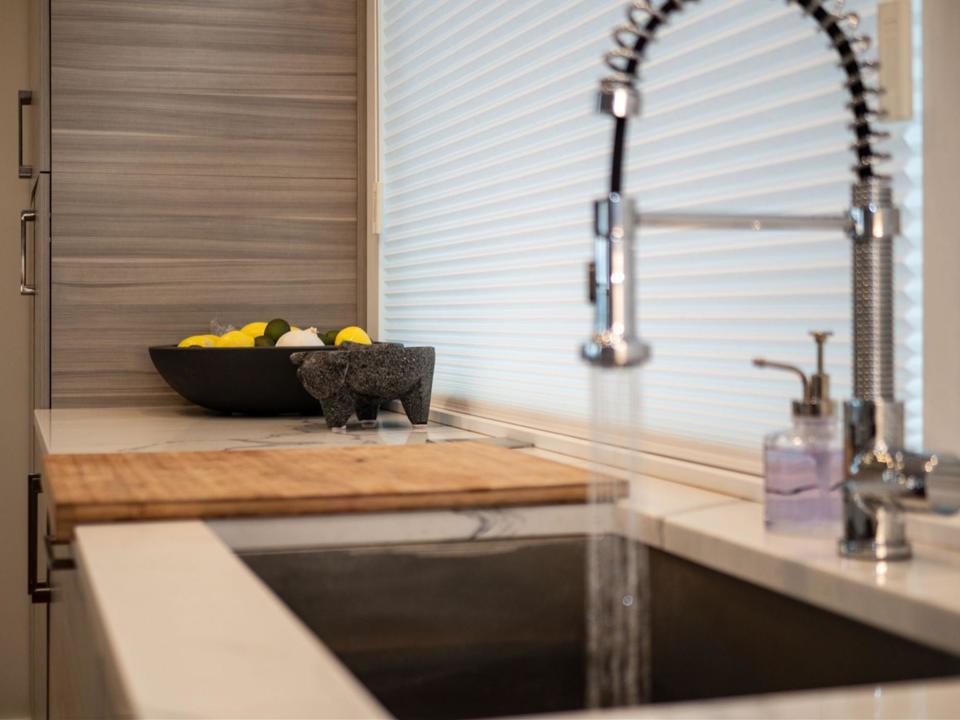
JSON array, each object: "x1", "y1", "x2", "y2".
[{"x1": 764, "y1": 418, "x2": 843, "y2": 533}]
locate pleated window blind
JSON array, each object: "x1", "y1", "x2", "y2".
[{"x1": 379, "y1": 0, "x2": 923, "y2": 472}]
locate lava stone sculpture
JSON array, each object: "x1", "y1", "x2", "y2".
[{"x1": 291, "y1": 343, "x2": 435, "y2": 429}]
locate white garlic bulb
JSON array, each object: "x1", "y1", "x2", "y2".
[{"x1": 275, "y1": 327, "x2": 325, "y2": 347}]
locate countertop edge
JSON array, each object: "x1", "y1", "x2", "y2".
[{"x1": 74, "y1": 520, "x2": 388, "y2": 720}]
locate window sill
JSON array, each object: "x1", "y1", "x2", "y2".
[
  {"x1": 424, "y1": 404, "x2": 960, "y2": 554},
  {"x1": 422, "y1": 404, "x2": 764, "y2": 502}
]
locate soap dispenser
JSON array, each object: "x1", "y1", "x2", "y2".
[{"x1": 753, "y1": 331, "x2": 843, "y2": 533}]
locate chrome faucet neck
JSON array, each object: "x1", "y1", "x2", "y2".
[{"x1": 849, "y1": 177, "x2": 900, "y2": 403}]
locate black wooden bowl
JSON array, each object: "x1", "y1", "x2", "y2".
[{"x1": 149, "y1": 344, "x2": 338, "y2": 415}]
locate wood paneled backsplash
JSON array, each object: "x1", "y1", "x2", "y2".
[{"x1": 50, "y1": 0, "x2": 365, "y2": 407}]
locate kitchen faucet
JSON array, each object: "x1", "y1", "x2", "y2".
[{"x1": 584, "y1": 0, "x2": 960, "y2": 560}]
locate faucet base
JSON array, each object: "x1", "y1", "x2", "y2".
[{"x1": 838, "y1": 538, "x2": 912, "y2": 561}]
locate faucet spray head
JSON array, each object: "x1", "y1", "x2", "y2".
[{"x1": 582, "y1": 193, "x2": 650, "y2": 368}]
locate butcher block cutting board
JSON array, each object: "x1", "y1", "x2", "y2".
[{"x1": 43, "y1": 442, "x2": 624, "y2": 540}]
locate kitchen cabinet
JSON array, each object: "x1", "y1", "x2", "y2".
[
  {"x1": 24, "y1": 1, "x2": 369, "y2": 715},
  {"x1": 25, "y1": 3, "x2": 51, "y2": 716},
  {"x1": 20, "y1": 0, "x2": 51, "y2": 412},
  {"x1": 28, "y1": 467, "x2": 122, "y2": 720},
  {"x1": 27, "y1": 172, "x2": 50, "y2": 409},
  {"x1": 25, "y1": 0, "x2": 50, "y2": 178},
  {"x1": 27, "y1": 470, "x2": 47, "y2": 720},
  {"x1": 47, "y1": 559, "x2": 115, "y2": 720}
]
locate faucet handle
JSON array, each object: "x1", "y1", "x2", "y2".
[
  {"x1": 926, "y1": 454, "x2": 960, "y2": 513},
  {"x1": 893, "y1": 451, "x2": 960, "y2": 514}
]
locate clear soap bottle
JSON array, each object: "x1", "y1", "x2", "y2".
[{"x1": 753, "y1": 332, "x2": 844, "y2": 534}]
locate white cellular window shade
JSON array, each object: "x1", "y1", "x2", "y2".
[{"x1": 379, "y1": 0, "x2": 923, "y2": 472}]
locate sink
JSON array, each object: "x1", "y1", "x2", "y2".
[{"x1": 240, "y1": 536, "x2": 960, "y2": 719}]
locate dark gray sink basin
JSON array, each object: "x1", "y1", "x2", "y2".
[{"x1": 240, "y1": 537, "x2": 960, "y2": 720}]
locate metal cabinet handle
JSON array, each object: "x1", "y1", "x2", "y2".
[
  {"x1": 20, "y1": 209, "x2": 36, "y2": 296},
  {"x1": 18, "y1": 90, "x2": 32, "y2": 179},
  {"x1": 28, "y1": 473, "x2": 51, "y2": 604}
]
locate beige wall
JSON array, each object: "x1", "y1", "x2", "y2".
[{"x1": 0, "y1": 0, "x2": 33, "y2": 716}]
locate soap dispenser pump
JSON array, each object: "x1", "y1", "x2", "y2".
[{"x1": 753, "y1": 332, "x2": 843, "y2": 532}]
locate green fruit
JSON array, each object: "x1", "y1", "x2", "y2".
[
  {"x1": 264, "y1": 318, "x2": 291, "y2": 343},
  {"x1": 254, "y1": 335, "x2": 275, "y2": 347},
  {"x1": 322, "y1": 329, "x2": 339, "y2": 346}
]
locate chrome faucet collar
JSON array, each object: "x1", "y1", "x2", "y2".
[{"x1": 851, "y1": 179, "x2": 901, "y2": 248}]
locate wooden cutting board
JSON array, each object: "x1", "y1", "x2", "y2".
[{"x1": 44, "y1": 442, "x2": 623, "y2": 540}]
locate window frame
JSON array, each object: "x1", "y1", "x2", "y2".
[{"x1": 921, "y1": 0, "x2": 960, "y2": 455}]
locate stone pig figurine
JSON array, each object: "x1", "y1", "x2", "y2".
[{"x1": 291, "y1": 343, "x2": 435, "y2": 429}]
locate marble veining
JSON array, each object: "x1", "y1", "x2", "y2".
[{"x1": 210, "y1": 504, "x2": 605, "y2": 553}]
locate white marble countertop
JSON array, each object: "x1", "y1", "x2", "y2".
[
  {"x1": 36, "y1": 406, "x2": 960, "y2": 719},
  {"x1": 34, "y1": 405, "x2": 482, "y2": 455}
]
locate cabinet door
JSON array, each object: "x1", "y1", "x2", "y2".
[
  {"x1": 26, "y1": 0, "x2": 50, "y2": 174},
  {"x1": 32, "y1": 173, "x2": 51, "y2": 410},
  {"x1": 48, "y1": 568, "x2": 110, "y2": 720},
  {"x1": 26, "y1": 470, "x2": 49, "y2": 720},
  {"x1": 28, "y1": 602, "x2": 46, "y2": 720},
  {"x1": 50, "y1": 0, "x2": 366, "y2": 407}
]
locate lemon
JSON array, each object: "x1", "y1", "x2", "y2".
[
  {"x1": 216, "y1": 330, "x2": 255, "y2": 348},
  {"x1": 240, "y1": 321, "x2": 268, "y2": 339},
  {"x1": 335, "y1": 326, "x2": 372, "y2": 346},
  {"x1": 178, "y1": 334, "x2": 219, "y2": 348}
]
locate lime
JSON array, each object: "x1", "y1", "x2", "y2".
[
  {"x1": 322, "y1": 329, "x2": 339, "y2": 346},
  {"x1": 254, "y1": 335, "x2": 275, "y2": 347},
  {"x1": 240, "y1": 321, "x2": 268, "y2": 339},
  {"x1": 178, "y1": 334, "x2": 219, "y2": 348},
  {"x1": 265, "y1": 318, "x2": 291, "y2": 343},
  {"x1": 216, "y1": 330, "x2": 255, "y2": 348},
  {"x1": 335, "y1": 326, "x2": 372, "y2": 346}
]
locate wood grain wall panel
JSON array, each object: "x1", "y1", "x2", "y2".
[
  {"x1": 52, "y1": 87, "x2": 357, "y2": 178},
  {"x1": 52, "y1": 173, "x2": 358, "y2": 407},
  {"x1": 51, "y1": 0, "x2": 357, "y2": 178},
  {"x1": 50, "y1": 0, "x2": 364, "y2": 407},
  {"x1": 53, "y1": 173, "x2": 357, "y2": 224}
]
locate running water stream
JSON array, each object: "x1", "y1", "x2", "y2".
[{"x1": 586, "y1": 365, "x2": 651, "y2": 708}]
